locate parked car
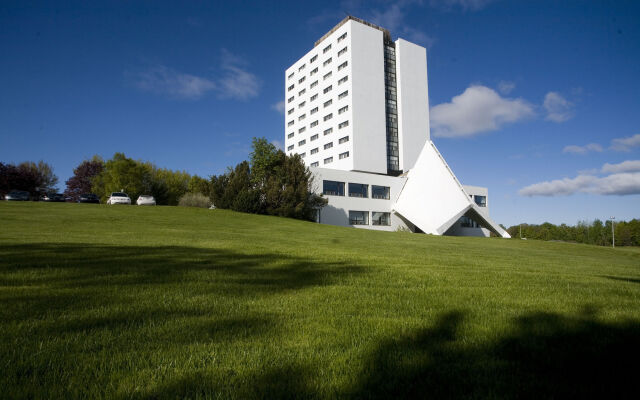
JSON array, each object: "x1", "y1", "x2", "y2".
[
  {"x1": 78, "y1": 193, "x2": 100, "y2": 204},
  {"x1": 136, "y1": 195, "x2": 156, "y2": 206},
  {"x1": 5, "y1": 190, "x2": 30, "y2": 201},
  {"x1": 41, "y1": 193, "x2": 65, "y2": 202},
  {"x1": 106, "y1": 192, "x2": 131, "y2": 205}
]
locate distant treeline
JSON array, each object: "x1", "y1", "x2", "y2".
[{"x1": 506, "y1": 220, "x2": 640, "y2": 247}]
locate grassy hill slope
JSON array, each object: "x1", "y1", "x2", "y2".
[{"x1": 1, "y1": 202, "x2": 639, "y2": 399}]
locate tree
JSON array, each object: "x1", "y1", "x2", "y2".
[
  {"x1": 64, "y1": 156, "x2": 104, "y2": 201},
  {"x1": 0, "y1": 160, "x2": 58, "y2": 197},
  {"x1": 91, "y1": 153, "x2": 151, "y2": 202}
]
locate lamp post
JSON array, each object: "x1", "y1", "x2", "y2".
[{"x1": 610, "y1": 216, "x2": 615, "y2": 248}]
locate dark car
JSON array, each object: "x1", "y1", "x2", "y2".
[
  {"x1": 41, "y1": 193, "x2": 65, "y2": 202},
  {"x1": 78, "y1": 193, "x2": 100, "y2": 204},
  {"x1": 5, "y1": 190, "x2": 30, "y2": 201}
]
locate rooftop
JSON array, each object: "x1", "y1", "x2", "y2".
[{"x1": 314, "y1": 16, "x2": 392, "y2": 47}]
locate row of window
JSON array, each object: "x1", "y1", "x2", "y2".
[
  {"x1": 286, "y1": 89, "x2": 349, "y2": 127},
  {"x1": 322, "y1": 180, "x2": 391, "y2": 199},
  {"x1": 287, "y1": 52, "x2": 348, "y2": 93},
  {"x1": 287, "y1": 32, "x2": 348, "y2": 81},
  {"x1": 288, "y1": 135, "x2": 349, "y2": 152},
  {"x1": 349, "y1": 211, "x2": 391, "y2": 226}
]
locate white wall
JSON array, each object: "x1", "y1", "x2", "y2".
[
  {"x1": 309, "y1": 167, "x2": 410, "y2": 231},
  {"x1": 395, "y1": 38, "x2": 430, "y2": 172},
  {"x1": 350, "y1": 21, "x2": 387, "y2": 174}
]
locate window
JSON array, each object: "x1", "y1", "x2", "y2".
[
  {"x1": 349, "y1": 183, "x2": 368, "y2": 198},
  {"x1": 310, "y1": 120, "x2": 318, "y2": 128},
  {"x1": 339, "y1": 105, "x2": 348, "y2": 114},
  {"x1": 310, "y1": 94, "x2": 318, "y2": 101},
  {"x1": 310, "y1": 107, "x2": 318, "y2": 114},
  {"x1": 310, "y1": 55, "x2": 318, "y2": 63},
  {"x1": 288, "y1": 84, "x2": 294, "y2": 92},
  {"x1": 287, "y1": 132, "x2": 294, "y2": 139},
  {"x1": 324, "y1": 99, "x2": 333, "y2": 108},
  {"x1": 474, "y1": 195, "x2": 487, "y2": 207},
  {"x1": 298, "y1": 114, "x2": 306, "y2": 121},
  {"x1": 310, "y1": 161, "x2": 319, "y2": 167},
  {"x1": 372, "y1": 185, "x2": 390, "y2": 200},
  {"x1": 338, "y1": 61, "x2": 348, "y2": 71},
  {"x1": 288, "y1": 120, "x2": 294, "y2": 127},
  {"x1": 324, "y1": 142, "x2": 333, "y2": 150},
  {"x1": 338, "y1": 90, "x2": 348, "y2": 99},
  {"x1": 324, "y1": 113, "x2": 333, "y2": 121},
  {"x1": 288, "y1": 72, "x2": 294, "y2": 80},
  {"x1": 338, "y1": 32, "x2": 347, "y2": 42},
  {"x1": 298, "y1": 127, "x2": 306, "y2": 133},
  {"x1": 460, "y1": 216, "x2": 479, "y2": 228},
  {"x1": 372, "y1": 212, "x2": 391, "y2": 226},
  {"x1": 310, "y1": 67, "x2": 318, "y2": 75},
  {"x1": 288, "y1": 108, "x2": 294, "y2": 115},
  {"x1": 324, "y1": 157, "x2": 333, "y2": 164},
  {"x1": 323, "y1": 44, "x2": 331, "y2": 53},
  {"x1": 339, "y1": 151, "x2": 349, "y2": 159},
  {"x1": 323, "y1": 85, "x2": 332, "y2": 94},
  {"x1": 338, "y1": 120, "x2": 349, "y2": 129},
  {"x1": 310, "y1": 80, "x2": 318, "y2": 88},
  {"x1": 339, "y1": 136, "x2": 349, "y2": 144},
  {"x1": 338, "y1": 76, "x2": 348, "y2": 85},
  {"x1": 311, "y1": 147, "x2": 318, "y2": 154},
  {"x1": 323, "y1": 71, "x2": 332, "y2": 80},
  {"x1": 298, "y1": 76, "x2": 306, "y2": 84},
  {"x1": 310, "y1": 134, "x2": 319, "y2": 141},
  {"x1": 300, "y1": 152, "x2": 306, "y2": 158},
  {"x1": 323, "y1": 58, "x2": 332, "y2": 66},
  {"x1": 298, "y1": 139, "x2": 306, "y2": 146},
  {"x1": 298, "y1": 101, "x2": 305, "y2": 108},
  {"x1": 349, "y1": 211, "x2": 368, "y2": 225},
  {"x1": 288, "y1": 96, "x2": 294, "y2": 103},
  {"x1": 287, "y1": 145, "x2": 294, "y2": 151},
  {"x1": 299, "y1": 64, "x2": 306, "y2": 72},
  {"x1": 323, "y1": 180, "x2": 344, "y2": 196},
  {"x1": 324, "y1": 127, "x2": 333, "y2": 135},
  {"x1": 298, "y1": 88, "x2": 306, "y2": 96},
  {"x1": 338, "y1": 46, "x2": 347, "y2": 57}
]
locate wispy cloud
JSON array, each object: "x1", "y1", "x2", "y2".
[
  {"x1": 563, "y1": 143, "x2": 603, "y2": 154},
  {"x1": 610, "y1": 133, "x2": 640, "y2": 152},
  {"x1": 368, "y1": 1, "x2": 436, "y2": 47},
  {"x1": 497, "y1": 80, "x2": 515, "y2": 94},
  {"x1": 271, "y1": 100, "x2": 285, "y2": 114},
  {"x1": 430, "y1": 85, "x2": 535, "y2": 137},
  {"x1": 130, "y1": 49, "x2": 260, "y2": 101},
  {"x1": 519, "y1": 160, "x2": 640, "y2": 197},
  {"x1": 429, "y1": 0, "x2": 496, "y2": 11},
  {"x1": 131, "y1": 65, "x2": 216, "y2": 100},
  {"x1": 601, "y1": 160, "x2": 640, "y2": 174},
  {"x1": 270, "y1": 139, "x2": 284, "y2": 151},
  {"x1": 543, "y1": 92, "x2": 574, "y2": 122}
]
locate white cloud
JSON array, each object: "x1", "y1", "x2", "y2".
[
  {"x1": 543, "y1": 92, "x2": 574, "y2": 122},
  {"x1": 519, "y1": 160, "x2": 640, "y2": 197},
  {"x1": 498, "y1": 80, "x2": 515, "y2": 94},
  {"x1": 132, "y1": 65, "x2": 216, "y2": 100},
  {"x1": 271, "y1": 100, "x2": 285, "y2": 114},
  {"x1": 562, "y1": 143, "x2": 603, "y2": 154},
  {"x1": 610, "y1": 134, "x2": 640, "y2": 152},
  {"x1": 368, "y1": 1, "x2": 435, "y2": 48},
  {"x1": 430, "y1": 85, "x2": 535, "y2": 137},
  {"x1": 601, "y1": 160, "x2": 640, "y2": 174},
  {"x1": 270, "y1": 140, "x2": 284, "y2": 151},
  {"x1": 217, "y1": 49, "x2": 260, "y2": 100}
]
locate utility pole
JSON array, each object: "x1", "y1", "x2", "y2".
[{"x1": 610, "y1": 216, "x2": 615, "y2": 248}]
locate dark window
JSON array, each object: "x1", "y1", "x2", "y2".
[
  {"x1": 323, "y1": 180, "x2": 344, "y2": 196},
  {"x1": 372, "y1": 212, "x2": 391, "y2": 226},
  {"x1": 349, "y1": 183, "x2": 368, "y2": 198},
  {"x1": 349, "y1": 210, "x2": 369, "y2": 225},
  {"x1": 372, "y1": 185, "x2": 390, "y2": 200},
  {"x1": 474, "y1": 195, "x2": 487, "y2": 207}
]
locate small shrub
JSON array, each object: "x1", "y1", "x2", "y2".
[{"x1": 178, "y1": 192, "x2": 210, "y2": 208}]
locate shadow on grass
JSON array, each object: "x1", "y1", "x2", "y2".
[
  {"x1": 352, "y1": 309, "x2": 640, "y2": 399},
  {"x1": 602, "y1": 275, "x2": 640, "y2": 285}
]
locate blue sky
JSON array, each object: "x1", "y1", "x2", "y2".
[{"x1": 1, "y1": 0, "x2": 639, "y2": 226}]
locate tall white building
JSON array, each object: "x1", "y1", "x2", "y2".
[{"x1": 284, "y1": 16, "x2": 509, "y2": 238}]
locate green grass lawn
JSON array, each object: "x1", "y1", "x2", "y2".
[{"x1": 1, "y1": 202, "x2": 639, "y2": 399}]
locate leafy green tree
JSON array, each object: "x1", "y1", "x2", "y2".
[
  {"x1": 92, "y1": 153, "x2": 151, "y2": 202},
  {"x1": 64, "y1": 156, "x2": 104, "y2": 201}
]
